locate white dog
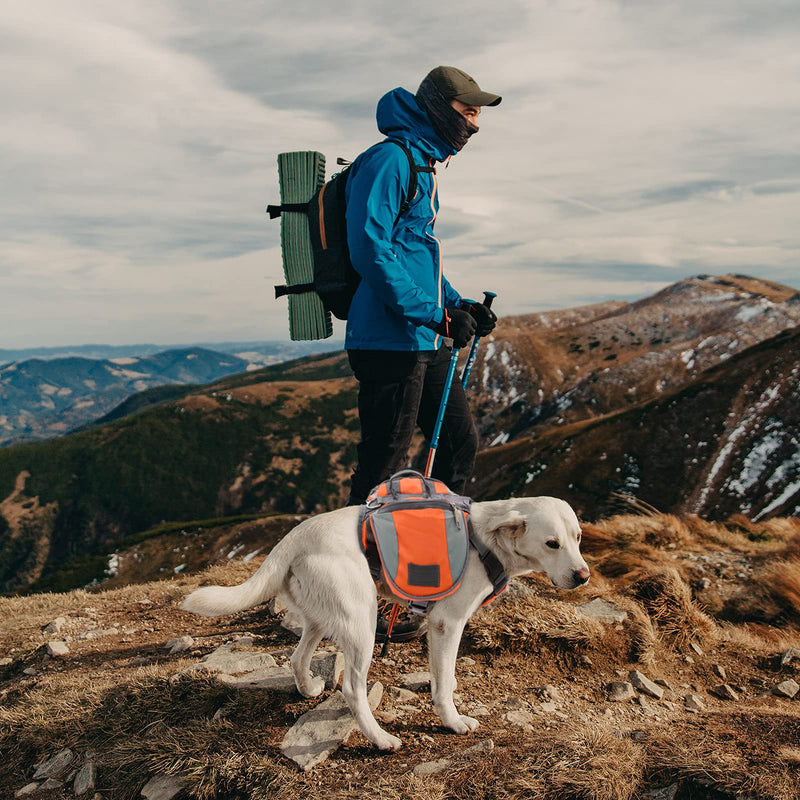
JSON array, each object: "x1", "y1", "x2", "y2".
[{"x1": 182, "y1": 496, "x2": 589, "y2": 751}]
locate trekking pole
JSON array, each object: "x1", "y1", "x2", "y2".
[
  {"x1": 423, "y1": 300, "x2": 478, "y2": 479},
  {"x1": 461, "y1": 291, "x2": 496, "y2": 389}
]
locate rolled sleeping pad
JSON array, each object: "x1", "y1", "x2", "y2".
[{"x1": 276, "y1": 151, "x2": 332, "y2": 340}]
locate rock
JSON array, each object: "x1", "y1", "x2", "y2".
[
  {"x1": 780, "y1": 648, "x2": 800, "y2": 666},
  {"x1": 165, "y1": 636, "x2": 194, "y2": 655},
  {"x1": 280, "y1": 682, "x2": 384, "y2": 771},
  {"x1": 23, "y1": 667, "x2": 38, "y2": 676},
  {"x1": 712, "y1": 664, "x2": 727, "y2": 680},
  {"x1": 217, "y1": 667, "x2": 295, "y2": 691},
  {"x1": 140, "y1": 774, "x2": 186, "y2": 800},
  {"x1": 608, "y1": 682, "x2": 636, "y2": 702},
  {"x1": 577, "y1": 598, "x2": 628, "y2": 624},
  {"x1": 457, "y1": 657, "x2": 476, "y2": 666},
  {"x1": 42, "y1": 617, "x2": 66, "y2": 634},
  {"x1": 580, "y1": 655, "x2": 593, "y2": 666},
  {"x1": 46, "y1": 641, "x2": 69, "y2": 658},
  {"x1": 216, "y1": 650, "x2": 343, "y2": 692},
  {"x1": 470, "y1": 705, "x2": 490, "y2": 716},
  {"x1": 463, "y1": 739, "x2": 494, "y2": 757},
  {"x1": 539, "y1": 701, "x2": 558, "y2": 713},
  {"x1": 14, "y1": 784, "x2": 40, "y2": 798},
  {"x1": 413, "y1": 759, "x2": 451, "y2": 776},
  {"x1": 683, "y1": 694, "x2": 706, "y2": 712},
  {"x1": 187, "y1": 643, "x2": 277, "y2": 675},
  {"x1": 710, "y1": 684, "x2": 739, "y2": 701},
  {"x1": 387, "y1": 686, "x2": 419, "y2": 703},
  {"x1": 0, "y1": 657, "x2": 12, "y2": 666},
  {"x1": 689, "y1": 642, "x2": 704, "y2": 657},
  {"x1": 543, "y1": 685, "x2": 561, "y2": 701},
  {"x1": 655, "y1": 678, "x2": 674, "y2": 691},
  {"x1": 645, "y1": 784, "x2": 679, "y2": 800},
  {"x1": 503, "y1": 695, "x2": 528, "y2": 710},
  {"x1": 311, "y1": 650, "x2": 344, "y2": 690},
  {"x1": 504, "y1": 709, "x2": 535, "y2": 727},
  {"x1": 401, "y1": 671, "x2": 431, "y2": 692},
  {"x1": 629, "y1": 670, "x2": 665, "y2": 700},
  {"x1": 33, "y1": 748, "x2": 74, "y2": 780},
  {"x1": 40, "y1": 778, "x2": 64, "y2": 789},
  {"x1": 773, "y1": 679, "x2": 800, "y2": 699},
  {"x1": 74, "y1": 760, "x2": 97, "y2": 795}
]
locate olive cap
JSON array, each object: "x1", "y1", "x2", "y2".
[{"x1": 424, "y1": 65, "x2": 502, "y2": 107}]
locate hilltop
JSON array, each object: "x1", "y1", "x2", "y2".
[{"x1": 1, "y1": 510, "x2": 799, "y2": 799}]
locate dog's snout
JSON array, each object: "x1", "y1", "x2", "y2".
[{"x1": 573, "y1": 567, "x2": 590, "y2": 586}]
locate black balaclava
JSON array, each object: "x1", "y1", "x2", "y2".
[{"x1": 415, "y1": 75, "x2": 479, "y2": 153}]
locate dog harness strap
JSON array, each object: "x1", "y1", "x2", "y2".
[{"x1": 468, "y1": 525, "x2": 509, "y2": 605}]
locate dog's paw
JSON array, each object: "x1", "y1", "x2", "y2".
[
  {"x1": 297, "y1": 675, "x2": 326, "y2": 698},
  {"x1": 374, "y1": 732, "x2": 402, "y2": 751},
  {"x1": 449, "y1": 715, "x2": 480, "y2": 734}
]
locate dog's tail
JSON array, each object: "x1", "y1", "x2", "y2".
[{"x1": 181, "y1": 540, "x2": 288, "y2": 617}]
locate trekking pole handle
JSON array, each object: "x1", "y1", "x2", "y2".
[{"x1": 461, "y1": 290, "x2": 497, "y2": 389}]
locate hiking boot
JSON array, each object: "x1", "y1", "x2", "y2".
[{"x1": 375, "y1": 598, "x2": 426, "y2": 643}]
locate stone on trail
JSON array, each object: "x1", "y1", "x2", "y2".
[
  {"x1": 401, "y1": 671, "x2": 431, "y2": 691},
  {"x1": 74, "y1": 760, "x2": 97, "y2": 795},
  {"x1": 773, "y1": 679, "x2": 800, "y2": 699},
  {"x1": 140, "y1": 774, "x2": 186, "y2": 800},
  {"x1": 577, "y1": 598, "x2": 628, "y2": 624},
  {"x1": 413, "y1": 759, "x2": 451, "y2": 776},
  {"x1": 164, "y1": 636, "x2": 194, "y2": 655},
  {"x1": 710, "y1": 684, "x2": 740, "y2": 701},
  {"x1": 186, "y1": 642, "x2": 277, "y2": 675},
  {"x1": 780, "y1": 648, "x2": 800, "y2": 666},
  {"x1": 33, "y1": 748, "x2": 74, "y2": 780},
  {"x1": 42, "y1": 617, "x2": 66, "y2": 634},
  {"x1": 608, "y1": 681, "x2": 636, "y2": 702},
  {"x1": 14, "y1": 784, "x2": 40, "y2": 798},
  {"x1": 46, "y1": 641, "x2": 70, "y2": 657},
  {"x1": 216, "y1": 650, "x2": 343, "y2": 692},
  {"x1": 629, "y1": 670, "x2": 665, "y2": 700},
  {"x1": 684, "y1": 694, "x2": 706, "y2": 712},
  {"x1": 280, "y1": 682, "x2": 384, "y2": 771}
]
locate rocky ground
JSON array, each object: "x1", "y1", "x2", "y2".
[{"x1": 1, "y1": 511, "x2": 800, "y2": 800}]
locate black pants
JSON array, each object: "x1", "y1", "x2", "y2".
[{"x1": 347, "y1": 347, "x2": 478, "y2": 505}]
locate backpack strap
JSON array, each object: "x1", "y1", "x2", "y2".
[
  {"x1": 266, "y1": 202, "x2": 309, "y2": 219},
  {"x1": 383, "y1": 140, "x2": 436, "y2": 217}
]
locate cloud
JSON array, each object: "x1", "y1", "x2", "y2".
[{"x1": 1, "y1": 0, "x2": 798, "y2": 347}]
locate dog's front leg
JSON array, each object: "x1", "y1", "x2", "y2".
[{"x1": 427, "y1": 610, "x2": 479, "y2": 735}]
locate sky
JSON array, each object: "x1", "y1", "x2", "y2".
[{"x1": 1, "y1": 0, "x2": 798, "y2": 348}]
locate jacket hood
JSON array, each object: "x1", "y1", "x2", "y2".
[{"x1": 376, "y1": 87, "x2": 457, "y2": 162}]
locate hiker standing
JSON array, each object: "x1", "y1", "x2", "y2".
[
  {"x1": 345, "y1": 65, "x2": 500, "y2": 512},
  {"x1": 345, "y1": 66, "x2": 501, "y2": 511}
]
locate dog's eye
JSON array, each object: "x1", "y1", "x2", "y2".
[{"x1": 546, "y1": 540, "x2": 560, "y2": 550}]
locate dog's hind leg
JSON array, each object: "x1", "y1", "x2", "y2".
[
  {"x1": 427, "y1": 610, "x2": 479, "y2": 735},
  {"x1": 339, "y1": 629, "x2": 402, "y2": 752},
  {"x1": 290, "y1": 622, "x2": 326, "y2": 698}
]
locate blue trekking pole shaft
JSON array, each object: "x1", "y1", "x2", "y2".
[
  {"x1": 424, "y1": 343, "x2": 462, "y2": 478},
  {"x1": 461, "y1": 291, "x2": 496, "y2": 389}
]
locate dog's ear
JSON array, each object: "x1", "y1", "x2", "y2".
[{"x1": 487, "y1": 511, "x2": 527, "y2": 539}]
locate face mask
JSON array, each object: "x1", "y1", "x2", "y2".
[{"x1": 415, "y1": 76, "x2": 479, "y2": 153}]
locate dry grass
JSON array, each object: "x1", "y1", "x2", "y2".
[
  {"x1": 2, "y1": 512, "x2": 800, "y2": 799},
  {"x1": 625, "y1": 568, "x2": 716, "y2": 649}
]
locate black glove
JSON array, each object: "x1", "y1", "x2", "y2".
[
  {"x1": 432, "y1": 307, "x2": 477, "y2": 348},
  {"x1": 464, "y1": 300, "x2": 497, "y2": 337}
]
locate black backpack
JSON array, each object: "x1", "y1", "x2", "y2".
[{"x1": 271, "y1": 139, "x2": 434, "y2": 320}]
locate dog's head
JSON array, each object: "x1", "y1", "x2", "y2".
[{"x1": 482, "y1": 497, "x2": 589, "y2": 590}]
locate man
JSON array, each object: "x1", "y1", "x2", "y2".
[{"x1": 343, "y1": 66, "x2": 501, "y2": 640}]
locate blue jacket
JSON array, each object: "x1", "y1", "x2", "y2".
[{"x1": 344, "y1": 88, "x2": 462, "y2": 351}]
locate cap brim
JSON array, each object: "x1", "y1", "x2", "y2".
[{"x1": 454, "y1": 90, "x2": 502, "y2": 107}]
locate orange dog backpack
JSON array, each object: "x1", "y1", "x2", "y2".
[{"x1": 359, "y1": 470, "x2": 507, "y2": 615}]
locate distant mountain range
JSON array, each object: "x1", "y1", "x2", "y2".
[
  {"x1": 1, "y1": 274, "x2": 798, "y2": 595},
  {"x1": 0, "y1": 340, "x2": 341, "y2": 446}
]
